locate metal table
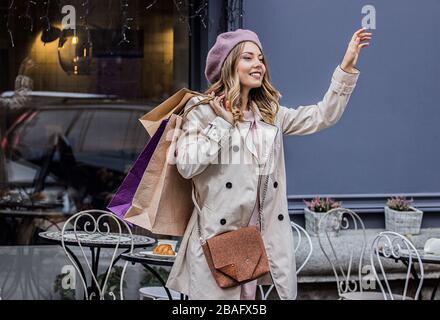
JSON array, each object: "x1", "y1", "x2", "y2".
[
  {"x1": 39, "y1": 231, "x2": 155, "y2": 299},
  {"x1": 0, "y1": 208, "x2": 71, "y2": 245},
  {"x1": 386, "y1": 249, "x2": 440, "y2": 300},
  {"x1": 121, "y1": 251, "x2": 186, "y2": 300}
]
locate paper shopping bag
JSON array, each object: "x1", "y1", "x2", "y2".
[
  {"x1": 106, "y1": 119, "x2": 168, "y2": 219},
  {"x1": 124, "y1": 114, "x2": 193, "y2": 236},
  {"x1": 139, "y1": 88, "x2": 206, "y2": 136}
]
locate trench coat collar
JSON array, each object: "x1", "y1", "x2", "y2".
[{"x1": 235, "y1": 102, "x2": 279, "y2": 166}]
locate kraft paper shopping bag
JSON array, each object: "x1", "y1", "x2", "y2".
[
  {"x1": 124, "y1": 114, "x2": 193, "y2": 236},
  {"x1": 107, "y1": 119, "x2": 168, "y2": 218},
  {"x1": 139, "y1": 88, "x2": 207, "y2": 136}
]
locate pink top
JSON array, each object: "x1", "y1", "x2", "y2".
[
  {"x1": 240, "y1": 109, "x2": 261, "y2": 300},
  {"x1": 243, "y1": 110, "x2": 260, "y2": 228}
]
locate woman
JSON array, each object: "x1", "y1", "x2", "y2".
[{"x1": 166, "y1": 28, "x2": 372, "y2": 300}]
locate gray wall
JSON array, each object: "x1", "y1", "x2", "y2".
[
  {"x1": 192, "y1": 0, "x2": 227, "y2": 92},
  {"x1": 243, "y1": 0, "x2": 440, "y2": 199}
]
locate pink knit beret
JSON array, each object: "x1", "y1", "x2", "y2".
[{"x1": 205, "y1": 28, "x2": 263, "y2": 85}]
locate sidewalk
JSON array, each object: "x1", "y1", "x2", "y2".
[{"x1": 1, "y1": 228, "x2": 439, "y2": 300}]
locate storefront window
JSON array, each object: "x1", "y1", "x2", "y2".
[
  {"x1": 0, "y1": 0, "x2": 200, "y2": 300},
  {"x1": 1, "y1": 0, "x2": 190, "y2": 98}
]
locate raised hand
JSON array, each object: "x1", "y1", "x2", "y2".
[
  {"x1": 340, "y1": 27, "x2": 372, "y2": 73},
  {"x1": 208, "y1": 92, "x2": 234, "y2": 125}
]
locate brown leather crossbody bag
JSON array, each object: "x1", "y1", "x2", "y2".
[
  {"x1": 191, "y1": 151, "x2": 273, "y2": 289},
  {"x1": 200, "y1": 225, "x2": 270, "y2": 288}
]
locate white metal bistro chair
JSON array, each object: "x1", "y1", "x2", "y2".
[
  {"x1": 61, "y1": 210, "x2": 133, "y2": 300},
  {"x1": 258, "y1": 221, "x2": 313, "y2": 300},
  {"x1": 369, "y1": 231, "x2": 424, "y2": 300},
  {"x1": 317, "y1": 208, "x2": 370, "y2": 300}
]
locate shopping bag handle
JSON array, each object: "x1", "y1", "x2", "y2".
[{"x1": 178, "y1": 93, "x2": 219, "y2": 120}]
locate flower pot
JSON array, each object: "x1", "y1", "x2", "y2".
[
  {"x1": 304, "y1": 207, "x2": 343, "y2": 237},
  {"x1": 384, "y1": 206, "x2": 423, "y2": 235}
]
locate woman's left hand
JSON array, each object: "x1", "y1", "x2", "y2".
[{"x1": 340, "y1": 27, "x2": 372, "y2": 73}]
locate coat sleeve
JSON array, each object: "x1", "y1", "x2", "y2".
[
  {"x1": 278, "y1": 65, "x2": 360, "y2": 136},
  {"x1": 176, "y1": 96, "x2": 233, "y2": 179}
]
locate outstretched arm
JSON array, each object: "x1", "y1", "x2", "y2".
[{"x1": 280, "y1": 28, "x2": 372, "y2": 135}]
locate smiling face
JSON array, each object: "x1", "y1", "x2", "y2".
[{"x1": 236, "y1": 41, "x2": 266, "y2": 90}]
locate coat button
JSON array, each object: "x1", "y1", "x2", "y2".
[
  {"x1": 226, "y1": 182, "x2": 233, "y2": 189},
  {"x1": 233, "y1": 145, "x2": 240, "y2": 152},
  {"x1": 220, "y1": 219, "x2": 227, "y2": 225},
  {"x1": 273, "y1": 182, "x2": 278, "y2": 189},
  {"x1": 278, "y1": 214, "x2": 284, "y2": 221}
]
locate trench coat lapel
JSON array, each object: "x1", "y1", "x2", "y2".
[
  {"x1": 235, "y1": 103, "x2": 279, "y2": 165},
  {"x1": 235, "y1": 120, "x2": 258, "y2": 161}
]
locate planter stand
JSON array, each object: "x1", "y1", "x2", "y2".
[
  {"x1": 304, "y1": 207, "x2": 343, "y2": 237},
  {"x1": 384, "y1": 206, "x2": 423, "y2": 235}
]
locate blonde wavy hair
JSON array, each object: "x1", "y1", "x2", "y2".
[{"x1": 194, "y1": 42, "x2": 282, "y2": 125}]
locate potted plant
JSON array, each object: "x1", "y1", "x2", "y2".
[
  {"x1": 304, "y1": 196, "x2": 343, "y2": 237},
  {"x1": 385, "y1": 196, "x2": 423, "y2": 235}
]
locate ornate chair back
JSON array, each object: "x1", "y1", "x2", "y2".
[
  {"x1": 259, "y1": 221, "x2": 313, "y2": 300},
  {"x1": 61, "y1": 210, "x2": 133, "y2": 300},
  {"x1": 370, "y1": 231, "x2": 424, "y2": 300},
  {"x1": 317, "y1": 208, "x2": 367, "y2": 297}
]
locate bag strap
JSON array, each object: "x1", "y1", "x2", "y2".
[
  {"x1": 193, "y1": 147, "x2": 274, "y2": 245},
  {"x1": 179, "y1": 95, "x2": 215, "y2": 120},
  {"x1": 191, "y1": 180, "x2": 206, "y2": 245},
  {"x1": 257, "y1": 147, "x2": 273, "y2": 232}
]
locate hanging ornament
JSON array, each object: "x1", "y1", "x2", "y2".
[
  {"x1": 6, "y1": 0, "x2": 16, "y2": 47},
  {"x1": 227, "y1": 0, "x2": 244, "y2": 31},
  {"x1": 58, "y1": 26, "x2": 93, "y2": 75},
  {"x1": 145, "y1": 0, "x2": 159, "y2": 11},
  {"x1": 173, "y1": 0, "x2": 209, "y2": 37},
  {"x1": 40, "y1": 0, "x2": 61, "y2": 45},
  {"x1": 118, "y1": 0, "x2": 136, "y2": 46},
  {"x1": 190, "y1": 0, "x2": 208, "y2": 29},
  {"x1": 145, "y1": 0, "x2": 209, "y2": 37},
  {"x1": 58, "y1": 0, "x2": 93, "y2": 75},
  {"x1": 19, "y1": 0, "x2": 36, "y2": 32}
]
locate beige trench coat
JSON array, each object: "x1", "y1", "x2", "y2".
[{"x1": 166, "y1": 65, "x2": 360, "y2": 300}]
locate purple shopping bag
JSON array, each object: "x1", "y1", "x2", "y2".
[{"x1": 107, "y1": 119, "x2": 169, "y2": 218}]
